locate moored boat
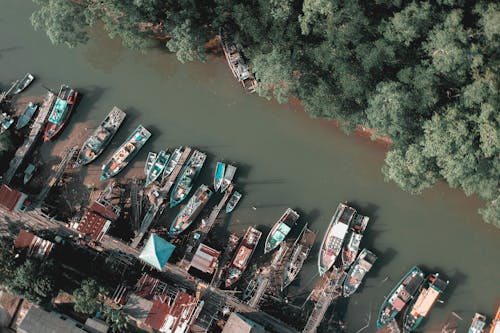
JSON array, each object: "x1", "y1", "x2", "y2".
[
  {"x1": 169, "y1": 184, "x2": 212, "y2": 237},
  {"x1": 214, "y1": 162, "x2": 225, "y2": 191},
  {"x1": 225, "y1": 226, "x2": 262, "y2": 288},
  {"x1": 169, "y1": 150, "x2": 206, "y2": 208},
  {"x1": 403, "y1": 273, "x2": 448, "y2": 332},
  {"x1": 318, "y1": 202, "x2": 356, "y2": 275},
  {"x1": 77, "y1": 107, "x2": 126, "y2": 165},
  {"x1": 220, "y1": 164, "x2": 237, "y2": 192},
  {"x1": 264, "y1": 208, "x2": 300, "y2": 254},
  {"x1": 469, "y1": 313, "x2": 487, "y2": 333},
  {"x1": 0, "y1": 113, "x2": 14, "y2": 134},
  {"x1": 225, "y1": 190, "x2": 242, "y2": 213},
  {"x1": 242, "y1": 276, "x2": 263, "y2": 301},
  {"x1": 281, "y1": 224, "x2": 316, "y2": 291},
  {"x1": 16, "y1": 102, "x2": 38, "y2": 129},
  {"x1": 23, "y1": 163, "x2": 36, "y2": 184},
  {"x1": 491, "y1": 306, "x2": 500, "y2": 333},
  {"x1": 13, "y1": 73, "x2": 35, "y2": 94},
  {"x1": 144, "y1": 152, "x2": 157, "y2": 175},
  {"x1": 377, "y1": 266, "x2": 425, "y2": 328},
  {"x1": 161, "y1": 147, "x2": 183, "y2": 181},
  {"x1": 343, "y1": 248, "x2": 377, "y2": 297},
  {"x1": 43, "y1": 84, "x2": 78, "y2": 142},
  {"x1": 341, "y1": 212, "x2": 370, "y2": 269},
  {"x1": 145, "y1": 150, "x2": 170, "y2": 187},
  {"x1": 101, "y1": 125, "x2": 151, "y2": 180}
]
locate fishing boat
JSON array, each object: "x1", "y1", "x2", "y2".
[
  {"x1": 145, "y1": 150, "x2": 170, "y2": 187},
  {"x1": 161, "y1": 147, "x2": 183, "y2": 181},
  {"x1": 101, "y1": 125, "x2": 151, "y2": 180},
  {"x1": 403, "y1": 273, "x2": 449, "y2": 332},
  {"x1": 43, "y1": 84, "x2": 78, "y2": 142},
  {"x1": 377, "y1": 266, "x2": 425, "y2": 328},
  {"x1": 281, "y1": 225, "x2": 316, "y2": 291},
  {"x1": 0, "y1": 113, "x2": 14, "y2": 134},
  {"x1": 169, "y1": 184, "x2": 212, "y2": 237},
  {"x1": 23, "y1": 164, "x2": 36, "y2": 184},
  {"x1": 225, "y1": 226, "x2": 262, "y2": 288},
  {"x1": 341, "y1": 213, "x2": 370, "y2": 269},
  {"x1": 77, "y1": 107, "x2": 126, "y2": 165},
  {"x1": 225, "y1": 191, "x2": 242, "y2": 213},
  {"x1": 242, "y1": 276, "x2": 263, "y2": 301},
  {"x1": 214, "y1": 162, "x2": 225, "y2": 191},
  {"x1": 144, "y1": 152, "x2": 157, "y2": 175},
  {"x1": 491, "y1": 306, "x2": 500, "y2": 333},
  {"x1": 469, "y1": 313, "x2": 487, "y2": 333},
  {"x1": 343, "y1": 248, "x2": 377, "y2": 297},
  {"x1": 16, "y1": 102, "x2": 38, "y2": 129},
  {"x1": 220, "y1": 164, "x2": 237, "y2": 192},
  {"x1": 169, "y1": 150, "x2": 206, "y2": 208},
  {"x1": 318, "y1": 203, "x2": 356, "y2": 275},
  {"x1": 264, "y1": 208, "x2": 300, "y2": 254},
  {"x1": 13, "y1": 73, "x2": 35, "y2": 94}
]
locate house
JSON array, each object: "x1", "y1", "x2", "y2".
[
  {"x1": 72, "y1": 200, "x2": 120, "y2": 242},
  {"x1": 138, "y1": 234, "x2": 175, "y2": 271},
  {"x1": 14, "y1": 229, "x2": 54, "y2": 258},
  {"x1": 0, "y1": 184, "x2": 28, "y2": 211},
  {"x1": 222, "y1": 313, "x2": 267, "y2": 333},
  {"x1": 189, "y1": 243, "x2": 220, "y2": 274}
]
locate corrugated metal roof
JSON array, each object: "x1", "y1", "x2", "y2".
[
  {"x1": 0, "y1": 184, "x2": 22, "y2": 211},
  {"x1": 77, "y1": 211, "x2": 111, "y2": 242},
  {"x1": 190, "y1": 244, "x2": 220, "y2": 274},
  {"x1": 17, "y1": 306, "x2": 86, "y2": 333}
]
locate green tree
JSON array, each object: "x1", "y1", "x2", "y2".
[
  {"x1": 73, "y1": 279, "x2": 107, "y2": 315},
  {"x1": 0, "y1": 132, "x2": 15, "y2": 160},
  {"x1": 8, "y1": 259, "x2": 55, "y2": 303},
  {"x1": 0, "y1": 242, "x2": 16, "y2": 284},
  {"x1": 102, "y1": 306, "x2": 129, "y2": 333}
]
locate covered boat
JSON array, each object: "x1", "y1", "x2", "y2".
[
  {"x1": 377, "y1": 266, "x2": 425, "y2": 328},
  {"x1": 43, "y1": 84, "x2": 78, "y2": 142},
  {"x1": 264, "y1": 208, "x2": 300, "y2": 254},
  {"x1": 16, "y1": 102, "x2": 38, "y2": 129},
  {"x1": 469, "y1": 313, "x2": 487, "y2": 333},
  {"x1": 145, "y1": 150, "x2": 169, "y2": 187},
  {"x1": 77, "y1": 107, "x2": 126, "y2": 165},
  {"x1": 341, "y1": 213, "x2": 370, "y2": 270},
  {"x1": 23, "y1": 164, "x2": 36, "y2": 184},
  {"x1": 220, "y1": 164, "x2": 237, "y2": 192},
  {"x1": 161, "y1": 147, "x2": 182, "y2": 181},
  {"x1": 225, "y1": 226, "x2": 262, "y2": 288},
  {"x1": 13, "y1": 73, "x2": 35, "y2": 94},
  {"x1": 144, "y1": 152, "x2": 157, "y2": 175},
  {"x1": 214, "y1": 162, "x2": 225, "y2": 191},
  {"x1": 318, "y1": 203, "x2": 356, "y2": 275},
  {"x1": 403, "y1": 273, "x2": 449, "y2": 332},
  {"x1": 169, "y1": 150, "x2": 206, "y2": 207},
  {"x1": 101, "y1": 125, "x2": 151, "y2": 180},
  {"x1": 168, "y1": 184, "x2": 212, "y2": 237},
  {"x1": 225, "y1": 190, "x2": 242, "y2": 213},
  {"x1": 343, "y1": 248, "x2": 377, "y2": 297}
]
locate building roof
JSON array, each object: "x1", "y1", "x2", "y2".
[
  {"x1": 222, "y1": 313, "x2": 266, "y2": 333},
  {"x1": 77, "y1": 211, "x2": 111, "y2": 242},
  {"x1": 159, "y1": 290, "x2": 198, "y2": 333},
  {"x1": 123, "y1": 294, "x2": 153, "y2": 322},
  {"x1": 14, "y1": 229, "x2": 54, "y2": 258},
  {"x1": 0, "y1": 184, "x2": 23, "y2": 211},
  {"x1": 90, "y1": 201, "x2": 119, "y2": 221},
  {"x1": 84, "y1": 318, "x2": 109, "y2": 333},
  {"x1": 139, "y1": 234, "x2": 175, "y2": 270},
  {"x1": 190, "y1": 243, "x2": 220, "y2": 274},
  {"x1": 17, "y1": 306, "x2": 86, "y2": 333}
]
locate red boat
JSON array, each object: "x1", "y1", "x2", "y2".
[{"x1": 43, "y1": 85, "x2": 78, "y2": 142}]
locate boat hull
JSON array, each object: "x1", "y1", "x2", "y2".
[
  {"x1": 224, "y1": 227, "x2": 261, "y2": 288},
  {"x1": 16, "y1": 103, "x2": 38, "y2": 129},
  {"x1": 225, "y1": 191, "x2": 242, "y2": 213},
  {"x1": 169, "y1": 150, "x2": 206, "y2": 207},
  {"x1": 145, "y1": 150, "x2": 169, "y2": 187},
  {"x1": 43, "y1": 85, "x2": 78, "y2": 142},
  {"x1": 342, "y1": 248, "x2": 377, "y2": 297},
  {"x1": 13, "y1": 73, "x2": 34, "y2": 94},
  {"x1": 168, "y1": 185, "x2": 212, "y2": 237},
  {"x1": 214, "y1": 162, "x2": 225, "y2": 191},
  {"x1": 264, "y1": 208, "x2": 299, "y2": 254}
]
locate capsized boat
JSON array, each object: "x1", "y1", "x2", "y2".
[
  {"x1": 490, "y1": 306, "x2": 500, "y2": 333},
  {"x1": 220, "y1": 164, "x2": 237, "y2": 192},
  {"x1": 225, "y1": 226, "x2": 262, "y2": 288},
  {"x1": 343, "y1": 248, "x2": 377, "y2": 297},
  {"x1": 145, "y1": 150, "x2": 170, "y2": 187},
  {"x1": 77, "y1": 107, "x2": 126, "y2": 165},
  {"x1": 16, "y1": 102, "x2": 38, "y2": 129},
  {"x1": 101, "y1": 125, "x2": 151, "y2": 180},
  {"x1": 43, "y1": 84, "x2": 78, "y2": 142},
  {"x1": 13, "y1": 73, "x2": 35, "y2": 94},
  {"x1": 169, "y1": 150, "x2": 206, "y2": 208},
  {"x1": 23, "y1": 163, "x2": 36, "y2": 185},
  {"x1": 403, "y1": 273, "x2": 449, "y2": 332},
  {"x1": 161, "y1": 147, "x2": 183, "y2": 181},
  {"x1": 264, "y1": 208, "x2": 300, "y2": 254},
  {"x1": 469, "y1": 313, "x2": 487, "y2": 333},
  {"x1": 341, "y1": 213, "x2": 370, "y2": 270},
  {"x1": 0, "y1": 113, "x2": 14, "y2": 134},
  {"x1": 281, "y1": 224, "x2": 316, "y2": 291},
  {"x1": 318, "y1": 203, "x2": 356, "y2": 275},
  {"x1": 225, "y1": 191, "x2": 242, "y2": 213},
  {"x1": 377, "y1": 266, "x2": 425, "y2": 328},
  {"x1": 168, "y1": 184, "x2": 212, "y2": 237},
  {"x1": 214, "y1": 162, "x2": 225, "y2": 191},
  {"x1": 144, "y1": 152, "x2": 157, "y2": 175}
]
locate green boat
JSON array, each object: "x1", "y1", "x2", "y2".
[
  {"x1": 264, "y1": 208, "x2": 300, "y2": 254},
  {"x1": 16, "y1": 102, "x2": 38, "y2": 129},
  {"x1": 169, "y1": 150, "x2": 206, "y2": 207},
  {"x1": 145, "y1": 150, "x2": 170, "y2": 187}
]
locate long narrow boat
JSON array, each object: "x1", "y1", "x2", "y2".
[
  {"x1": 341, "y1": 213, "x2": 370, "y2": 270},
  {"x1": 16, "y1": 102, "x2": 38, "y2": 129},
  {"x1": 161, "y1": 147, "x2": 182, "y2": 182},
  {"x1": 318, "y1": 203, "x2": 356, "y2": 275},
  {"x1": 264, "y1": 208, "x2": 300, "y2": 254},
  {"x1": 77, "y1": 107, "x2": 126, "y2": 165},
  {"x1": 225, "y1": 226, "x2": 262, "y2": 288},
  {"x1": 144, "y1": 152, "x2": 157, "y2": 175},
  {"x1": 343, "y1": 248, "x2": 377, "y2": 297},
  {"x1": 100, "y1": 125, "x2": 151, "y2": 180},
  {"x1": 169, "y1": 150, "x2": 206, "y2": 207},
  {"x1": 43, "y1": 84, "x2": 78, "y2": 142},
  {"x1": 13, "y1": 73, "x2": 35, "y2": 94},
  {"x1": 469, "y1": 313, "x2": 487, "y2": 333},
  {"x1": 220, "y1": 164, "x2": 237, "y2": 192},
  {"x1": 281, "y1": 225, "x2": 316, "y2": 291},
  {"x1": 490, "y1": 306, "x2": 500, "y2": 333},
  {"x1": 168, "y1": 184, "x2": 212, "y2": 237},
  {"x1": 403, "y1": 273, "x2": 449, "y2": 332},
  {"x1": 242, "y1": 276, "x2": 263, "y2": 301},
  {"x1": 377, "y1": 266, "x2": 425, "y2": 328},
  {"x1": 225, "y1": 191, "x2": 242, "y2": 213},
  {"x1": 23, "y1": 163, "x2": 36, "y2": 185},
  {"x1": 214, "y1": 162, "x2": 225, "y2": 191},
  {"x1": 145, "y1": 150, "x2": 170, "y2": 187}
]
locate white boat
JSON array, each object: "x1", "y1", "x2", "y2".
[
  {"x1": 13, "y1": 73, "x2": 35, "y2": 94},
  {"x1": 144, "y1": 152, "x2": 157, "y2": 175},
  {"x1": 221, "y1": 164, "x2": 237, "y2": 192}
]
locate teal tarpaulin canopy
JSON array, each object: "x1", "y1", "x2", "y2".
[{"x1": 139, "y1": 234, "x2": 175, "y2": 270}]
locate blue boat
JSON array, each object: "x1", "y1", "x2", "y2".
[
  {"x1": 169, "y1": 184, "x2": 212, "y2": 237},
  {"x1": 169, "y1": 150, "x2": 206, "y2": 207},
  {"x1": 214, "y1": 162, "x2": 225, "y2": 191},
  {"x1": 16, "y1": 102, "x2": 38, "y2": 129}
]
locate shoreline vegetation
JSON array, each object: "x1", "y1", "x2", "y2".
[{"x1": 29, "y1": 0, "x2": 499, "y2": 226}]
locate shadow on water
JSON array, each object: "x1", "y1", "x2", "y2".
[
  {"x1": 239, "y1": 178, "x2": 286, "y2": 186},
  {"x1": 366, "y1": 247, "x2": 398, "y2": 281},
  {"x1": 299, "y1": 208, "x2": 322, "y2": 229}
]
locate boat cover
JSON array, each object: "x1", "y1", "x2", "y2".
[{"x1": 332, "y1": 222, "x2": 349, "y2": 238}]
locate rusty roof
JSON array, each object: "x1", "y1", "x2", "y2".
[
  {"x1": 77, "y1": 211, "x2": 111, "y2": 242},
  {"x1": 0, "y1": 184, "x2": 22, "y2": 211}
]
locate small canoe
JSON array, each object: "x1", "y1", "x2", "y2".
[
  {"x1": 145, "y1": 150, "x2": 170, "y2": 187},
  {"x1": 162, "y1": 147, "x2": 183, "y2": 182},
  {"x1": 225, "y1": 191, "x2": 242, "y2": 213},
  {"x1": 13, "y1": 73, "x2": 35, "y2": 95},
  {"x1": 23, "y1": 164, "x2": 36, "y2": 184},
  {"x1": 144, "y1": 152, "x2": 157, "y2": 175},
  {"x1": 214, "y1": 161, "x2": 226, "y2": 191},
  {"x1": 16, "y1": 102, "x2": 38, "y2": 129}
]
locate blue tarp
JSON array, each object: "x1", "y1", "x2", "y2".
[{"x1": 139, "y1": 234, "x2": 175, "y2": 270}]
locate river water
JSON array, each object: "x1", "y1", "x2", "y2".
[{"x1": 1, "y1": 2, "x2": 499, "y2": 331}]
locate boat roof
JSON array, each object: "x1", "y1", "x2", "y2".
[
  {"x1": 48, "y1": 99, "x2": 68, "y2": 123},
  {"x1": 332, "y1": 222, "x2": 349, "y2": 238},
  {"x1": 411, "y1": 287, "x2": 440, "y2": 317}
]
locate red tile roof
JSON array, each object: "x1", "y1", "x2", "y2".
[
  {"x1": 14, "y1": 229, "x2": 54, "y2": 257},
  {"x1": 145, "y1": 297, "x2": 171, "y2": 330},
  {"x1": 90, "y1": 201, "x2": 118, "y2": 221},
  {"x1": 77, "y1": 211, "x2": 110, "y2": 242},
  {"x1": 190, "y1": 243, "x2": 220, "y2": 274},
  {"x1": 0, "y1": 185, "x2": 22, "y2": 211}
]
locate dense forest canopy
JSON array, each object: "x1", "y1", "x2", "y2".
[{"x1": 31, "y1": 0, "x2": 499, "y2": 226}]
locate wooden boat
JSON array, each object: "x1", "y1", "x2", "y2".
[
  {"x1": 145, "y1": 150, "x2": 170, "y2": 187},
  {"x1": 161, "y1": 147, "x2": 183, "y2": 182},
  {"x1": 13, "y1": 73, "x2": 35, "y2": 94},
  {"x1": 225, "y1": 191, "x2": 242, "y2": 213},
  {"x1": 490, "y1": 306, "x2": 500, "y2": 333},
  {"x1": 144, "y1": 152, "x2": 157, "y2": 175},
  {"x1": 469, "y1": 313, "x2": 487, "y2": 333},
  {"x1": 0, "y1": 113, "x2": 15, "y2": 134},
  {"x1": 264, "y1": 208, "x2": 300, "y2": 254},
  {"x1": 220, "y1": 164, "x2": 237, "y2": 192},
  {"x1": 43, "y1": 84, "x2": 78, "y2": 142},
  {"x1": 242, "y1": 276, "x2": 263, "y2": 301},
  {"x1": 16, "y1": 102, "x2": 38, "y2": 129},
  {"x1": 23, "y1": 163, "x2": 36, "y2": 184},
  {"x1": 225, "y1": 226, "x2": 262, "y2": 288},
  {"x1": 214, "y1": 161, "x2": 225, "y2": 191},
  {"x1": 77, "y1": 107, "x2": 126, "y2": 165},
  {"x1": 341, "y1": 213, "x2": 370, "y2": 270},
  {"x1": 169, "y1": 184, "x2": 212, "y2": 237},
  {"x1": 343, "y1": 248, "x2": 377, "y2": 297},
  {"x1": 169, "y1": 150, "x2": 206, "y2": 207}
]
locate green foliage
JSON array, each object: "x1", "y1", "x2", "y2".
[
  {"x1": 8, "y1": 259, "x2": 55, "y2": 304},
  {"x1": 73, "y1": 279, "x2": 107, "y2": 315},
  {"x1": 0, "y1": 242, "x2": 16, "y2": 283},
  {"x1": 0, "y1": 130, "x2": 16, "y2": 160},
  {"x1": 102, "y1": 306, "x2": 129, "y2": 333}
]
